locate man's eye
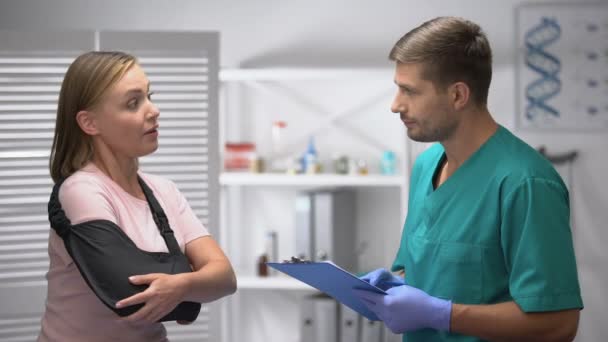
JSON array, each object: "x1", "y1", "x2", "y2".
[{"x1": 147, "y1": 91, "x2": 154, "y2": 100}]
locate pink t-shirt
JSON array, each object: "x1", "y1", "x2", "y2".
[{"x1": 38, "y1": 163, "x2": 210, "y2": 342}]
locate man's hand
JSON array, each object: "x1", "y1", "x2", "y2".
[
  {"x1": 116, "y1": 273, "x2": 189, "y2": 324},
  {"x1": 353, "y1": 284, "x2": 452, "y2": 333},
  {"x1": 359, "y1": 268, "x2": 405, "y2": 291}
]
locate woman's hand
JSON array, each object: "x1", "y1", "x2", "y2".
[{"x1": 116, "y1": 273, "x2": 190, "y2": 324}]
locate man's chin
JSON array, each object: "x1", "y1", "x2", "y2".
[{"x1": 406, "y1": 130, "x2": 433, "y2": 143}]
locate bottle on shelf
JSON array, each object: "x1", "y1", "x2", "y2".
[
  {"x1": 270, "y1": 121, "x2": 288, "y2": 173},
  {"x1": 332, "y1": 155, "x2": 349, "y2": 175},
  {"x1": 356, "y1": 159, "x2": 369, "y2": 175},
  {"x1": 380, "y1": 150, "x2": 396, "y2": 175},
  {"x1": 265, "y1": 231, "x2": 278, "y2": 276},
  {"x1": 257, "y1": 254, "x2": 268, "y2": 277},
  {"x1": 265, "y1": 231, "x2": 278, "y2": 263},
  {"x1": 303, "y1": 137, "x2": 321, "y2": 174}
]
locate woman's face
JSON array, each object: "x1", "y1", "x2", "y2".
[{"x1": 91, "y1": 64, "x2": 160, "y2": 159}]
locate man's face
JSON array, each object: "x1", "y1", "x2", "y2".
[{"x1": 390, "y1": 62, "x2": 458, "y2": 143}]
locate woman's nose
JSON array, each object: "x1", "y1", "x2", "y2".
[{"x1": 149, "y1": 102, "x2": 160, "y2": 119}]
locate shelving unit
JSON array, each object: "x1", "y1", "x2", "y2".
[
  {"x1": 220, "y1": 172, "x2": 404, "y2": 187},
  {"x1": 218, "y1": 68, "x2": 410, "y2": 342},
  {"x1": 237, "y1": 275, "x2": 316, "y2": 291}
]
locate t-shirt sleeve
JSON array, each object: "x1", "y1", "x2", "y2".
[
  {"x1": 168, "y1": 181, "x2": 210, "y2": 244},
  {"x1": 59, "y1": 178, "x2": 118, "y2": 225},
  {"x1": 501, "y1": 177, "x2": 583, "y2": 312},
  {"x1": 53, "y1": 177, "x2": 118, "y2": 265}
]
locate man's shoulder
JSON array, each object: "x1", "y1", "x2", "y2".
[
  {"x1": 493, "y1": 127, "x2": 559, "y2": 178},
  {"x1": 489, "y1": 127, "x2": 566, "y2": 194}
]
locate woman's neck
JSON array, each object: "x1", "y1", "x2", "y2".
[{"x1": 91, "y1": 153, "x2": 144, "y2": 200}]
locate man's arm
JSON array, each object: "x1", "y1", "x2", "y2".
[{"x1": 451, "y1": 301, "x2": 579, "y2": 342}]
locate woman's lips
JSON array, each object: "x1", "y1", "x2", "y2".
[
  {"x1": 145, "y1": 126, "x2": 159, "y2": 135},
  {"x1": 144, "y1": 127, "x2": 159, "y2": 137}
]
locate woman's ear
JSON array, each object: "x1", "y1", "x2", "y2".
[
  {"x1": 75, "y1": 110, "x2": 99, "y2": 136},
  {"x1": 450, "y1": 82, "x2": 470, "y2": 111}
]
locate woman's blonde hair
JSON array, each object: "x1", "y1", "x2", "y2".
[{"x1": 49, "y1": 51, "x2": 137, "y2": 183}]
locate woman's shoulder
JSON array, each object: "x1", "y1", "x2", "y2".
[
  {"x1": 60, "y1": 165, "x2": 111, "y2": 198},
  {"x1": 138, "y1": 171, "x2": 180, "y2": 197},
  {"x1": 58, "y1": 164, "x2": 118, "y2": 223}
]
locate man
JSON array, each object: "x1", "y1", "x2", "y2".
[{"x1": 353, "y1": 16, "x2": 583, "y2": 342}]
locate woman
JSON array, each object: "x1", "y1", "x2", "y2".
[{"x1": 39, "y1": 51, "x2": 237, "y2": 341}]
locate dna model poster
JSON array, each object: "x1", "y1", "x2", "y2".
[{"x1": 515, "y1": 3, "x2": 608, "y2": 130}]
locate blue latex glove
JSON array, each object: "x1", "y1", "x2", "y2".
[
  {"x1": 352, "y1": 285, "x2": 452, "y2": 333},
  {"x1": 359, "y1": 268, "x2": 405, "y2": 291}
]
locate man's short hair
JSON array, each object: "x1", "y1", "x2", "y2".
[{"x1": 389, "y1": 16, "x2": 492, "y2": 106}]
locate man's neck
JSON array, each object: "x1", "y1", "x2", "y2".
[{"x1": 440, "y1": 108, "x2": 498, "y2": 176}]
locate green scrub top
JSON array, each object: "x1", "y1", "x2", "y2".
[{"x1": 391, "y1": 126, "x2": 583, "y2": 342}]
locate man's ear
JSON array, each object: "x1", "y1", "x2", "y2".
[
  {"x1": 75, "y1": 110, "x2": 99, "y2": 136},
  {"x1": 449, "y1": 82, "x2": 470, "y2": 111}
]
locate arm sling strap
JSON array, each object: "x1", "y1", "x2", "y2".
[{"x1": 47, "y1": 176, "x2": 201, "y2": 322}]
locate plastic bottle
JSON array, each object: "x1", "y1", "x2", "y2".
[
  {"x1": 303, "y1": 137, "x2": 319, "y2": 174},
  {"x1": 271, "y1": 121, "x2": 287, "y2": 155},
  {"x1": 380, "y1": 150, "x2": 396, "y2": 175},
  {"x1": 270, "y1": 121, "x2": 287, "y2": 172}
]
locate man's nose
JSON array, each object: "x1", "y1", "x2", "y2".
[{"x1": 391, "y1": 95, "x2": 405, "y2": 114}]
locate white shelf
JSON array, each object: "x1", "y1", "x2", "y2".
[
  {"x1": 237, "y1": 275, "x2": 317, "y2": 291},
  {"x1": 220, "y1": 172, "x2": 404, "y2": 187}
]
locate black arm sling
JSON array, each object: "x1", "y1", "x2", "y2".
[{"x1": 47, "y1": 176, "x2": 201, "y2": 322}]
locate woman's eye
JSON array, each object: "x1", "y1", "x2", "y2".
[
  {"x1": 127, "y1": 99, "x2": 139, "y2": 109},
  {"x1": 147, "y1": 91, "x2": 154, "y2": 100}
]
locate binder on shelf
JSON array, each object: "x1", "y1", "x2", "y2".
[
  {"x1": 299, "y1": 295, "x2": 338, "y2": 342},
  {"x1": 267, "y1": 260, "x2": 385, "y2": 320},
  {"x1": 299, "y1": 297, "x2": 315, "y2": 342},
  {"x1": 313, "y1": 190, "x2": 356, "y2": 271},
  {"x1": 313, "y1": 296, "x2": 338, "y2": 342},
  {"x1": 360, "y1": 318, "x2": 383, "y2": 342},
  {"x1": 339, "y1": 304, "x2": 360, "y2": 342},
  {"x1": 295, "y1": 193, "x2": 314, "y2": 261}
]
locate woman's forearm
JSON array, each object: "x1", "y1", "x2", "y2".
[{"x1": 180, "y1": 259, "x2": 237, "y2": 303}]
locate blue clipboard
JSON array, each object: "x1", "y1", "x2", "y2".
[{"x1": 267, "y1": 261, "x2": 386, "y2": 320}]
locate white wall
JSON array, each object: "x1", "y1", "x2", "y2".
[
  {"x1": 1, "y1": 0, "x2": 606, "y2": 341},
  {"x1": 0, "y1": 0, "x2": 596, "y2": 68}
]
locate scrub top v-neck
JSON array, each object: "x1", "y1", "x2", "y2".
[{"x1": 391, "y1": 125, "x2": 583, "y2": 342}]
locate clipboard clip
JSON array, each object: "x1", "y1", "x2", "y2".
[{"x1": 282, "y1": 256, "x2": 313, "y2": 264}]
